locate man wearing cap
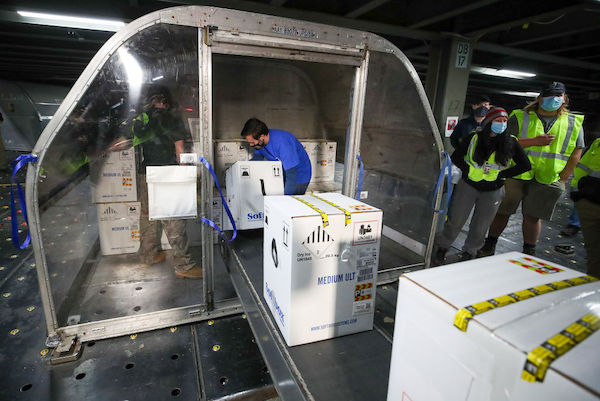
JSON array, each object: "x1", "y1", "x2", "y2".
[
  {"x1": 479, "y1": 82, "x2": 585, "y2": 257},
  {"x1": 450, "y1": 95, "x2": 491, "y2": 149}
]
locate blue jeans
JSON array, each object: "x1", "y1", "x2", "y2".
[{"x1": 567, "y1": 204, "x2": 580, "y2": 227}]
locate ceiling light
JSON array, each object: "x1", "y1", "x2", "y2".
[
  {"x1": 152, "y1": 75, "x2": 164, "y2": 81},
  {"x1": 17, "y1": 10, "x2": 125, "y2": 32},
  {"x1": 501, "y1": 90, "x2": 540, "y2": 98},
  {"x1": 471, "y1": 66, "x2": 536, "y2": 79}
]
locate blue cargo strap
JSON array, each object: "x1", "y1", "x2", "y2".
[
  {"x1": 199, "y1": 156, "x2": 237, "y2": 242},
  {"x1": 10, "y1": 154, "x2": 38, "y2": 249},
  {"x1": 433, "y1": 152, "x2": 453, "y2": 213},
  {"x1": 356, "y1": 154, "x2": 364, "y2": 200}
]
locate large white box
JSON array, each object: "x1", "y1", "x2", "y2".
[
  {"x1": 224, "y1": 161, "x2": 284, "y2": 230},
  {"x1": 387, "y1": 252, "x2": 600, "y2": 401},
  {"x1": 97, "y1": 202, "x2": 140, "y2": 255},
  {"x1": 91, "y1": 148, "x2": 137, "y2": 202},
  {"x1": 263, "y1": 193, "x2": 382, "y2": 346},
  {"x1": 146, "y1": 165, "x2": 197, "y2": 221},
  {"x1": 300, "y1": 140, "x2": 337, "y2": 183},
  {"x1": 214, "y1": 139, "x2": 251, "y2": 185}
]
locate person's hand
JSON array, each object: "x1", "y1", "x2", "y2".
[
  {"x1": 559, "y1": 170, "x2": 570, "y2": 184},
  {"x1": 533, "y1": 134, "x2": 555, "y2": 146}
]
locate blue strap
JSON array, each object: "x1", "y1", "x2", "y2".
[
  {"x1": 433, "y1": 152, "x2": 453, "y2": 213},
  {"x1": 198, "y1": 157, "x2": 237, "y2": 242},
  {"x1": 10, "y1": 154, "x2": 38, "y2": 249},
  {"x1": 356, "y1": 154, "x2": 364, "y2": 200}
]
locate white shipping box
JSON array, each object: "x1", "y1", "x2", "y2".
[
  {"x1": 214, "y1": 140, "x2": 251, "y2": 185},
  {"x1": 97, "y1": 202, "x2": 140, "y2": 255},
  {"x1": 263, "y1": 193, "x2": 382, "y2": 346},
  {"x1": 224, "y1": 161, "x2": 284, "y2": 230},
  {"x1": 387, "y1": 252, "x2": 600, "y2": 401},
  {"x1": 92, "y1": 148, "x2": 137, "y2": 202},
  {"x1": 300, "y1": 140, "x2": 337, "y2": 183}
]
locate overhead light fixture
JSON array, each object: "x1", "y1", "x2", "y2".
[
  {"x1": 471, "y1": 66, "x2": 536, "y2": 79},
  {"x1": 152, "y1": 75, "x2": 164, "y2": 81},
  {"x1": 17, "y1": 10, "x2": 125, "y2": 32},
  {"x1": 502, "y1": 90, "x2": 540, "y2": 98}
]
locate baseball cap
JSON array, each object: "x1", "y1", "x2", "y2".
[{"x1": 541, "y1": 82, "x2": 566, "y2": 97}]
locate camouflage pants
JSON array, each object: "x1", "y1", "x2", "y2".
[{"x1": 137, "y1": 173, "x2": 194, "y2": 273}]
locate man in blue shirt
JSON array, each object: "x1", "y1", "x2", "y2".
[
  {"x1": 449, "y1": 94, "x2": 491, "y2": 149},
  {"x1": 241, "y1": 118, "x2": 311, "y2": 195}
]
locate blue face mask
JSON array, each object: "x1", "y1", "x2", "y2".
[
  {"x1": 541, "y1": 96, "x2": 563, "y2": 111},
  {"x1": 490, "y1": 121, "x2": 507, "y2": 134}
]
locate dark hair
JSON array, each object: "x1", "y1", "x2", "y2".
[
  {"x1": 472, "y1": 124, "x2": 514, "y2": 166},
  {"x1": 473, "y1": 94, "x2": 490, "y2": 105},
  {"x1": 241, "y1": 118, "x2": 269, "y2": 140}
]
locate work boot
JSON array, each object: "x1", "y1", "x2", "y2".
[
  {"x1": 456, "y1": 251, "x2": 474, "y2": 262},
  {"x1": 175, "y1": 265, "x2": 203, "y2": 279},
  {"x1": 477, "y1": 237, "x2": 497, "y2": 258},
  {"x1": 140, "y1": 251, "x2": 166, "y2": 267},
  {"x1": 559, "y1": 224, "x2": 579, "y2": 237},
  {"x1": 523, "y1": 244, "x2": 536, "y2": 256},
  {"x1": 432, "y1": 247, "x2": 447, "y2": 266}
]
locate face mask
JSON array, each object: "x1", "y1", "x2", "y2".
[
  {"x1": 474, "y1": 105, "x2": 489, "y2": 118},
  {"x1": 490, "y1": 121, "x2": 507, "y2": 134},
  {"x1": 541, "y1": 96, "x2": 563, "y2": 111}
]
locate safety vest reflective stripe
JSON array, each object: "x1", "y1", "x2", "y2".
[
  {"x1": 524, "y1": 150, "x2": 571, "y2": 161},
  {"x1": 561, "y1": 114, "x2": 576, "y2": 154},
  {"x1": 575, "y1": 163, "x2": 600, "y2": 178},
  {"x1": 572, "y1": 138, "x2": 600, "y2": 187},
  {"x1": 520, "y1": 112, "x2": 529, "y2": 138},
  {"x1": 464, "y1": 134, "x2": 505, "y2": 181}
]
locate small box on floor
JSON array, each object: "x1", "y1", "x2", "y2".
[
  {"x1": 387, "y1": 252, "x2": 600, "y2": 401},
  {"x1": 263, "y1": 193, "x2": 382, "y2": 346},
  {"x1": 97, "y1": 202, "x2": 140, "y2": 255}
]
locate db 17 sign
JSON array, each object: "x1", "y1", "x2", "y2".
[{"x1": 455, "y1": 42, "x2": 470, "y2": 69}]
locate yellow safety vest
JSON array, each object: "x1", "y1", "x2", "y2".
[
  {"x1": 512, "y1": 109, "x2": 584, "y2": 184},
  {"x1": 571, "y1": 137, "x2": 600, "y2": 188},
  {"x1": 464, "y1": 133, "x2": 508, "y2": 182}
]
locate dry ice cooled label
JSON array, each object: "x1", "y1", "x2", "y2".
[
  {"x1": 509, "y1": 257, "x2": 564, "y2": 274},
  {"x1": 353, "y1": 221, "x2": 378, "y2": 245},
  {"x1": 353, "y1": 283, "x2": 374, "y2": 315},
  {"x1": 301, "y1": 225, "x2": 335, "y2": 259}
]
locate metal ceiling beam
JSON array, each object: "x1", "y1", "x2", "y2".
[
  {"x1": 345, "y1": 0, "x2": 391, "y2": 18},
  {"x1": 156, "y1": 0, "x2": 442, "y2": 40},
  {"x1": 409, "y1": 0, "x2": 500, "y2": 29},
  {"x1": 504, "y1": 25, "x2": 600, "y2": 47},
  {"x1": 270, "y1": 0, "x2": 287, "y2": 6},
  {"x1": 476, "y1": 41, "x2": 600, "y2": 71},
  {"x1": 0, "y1": 43, "x2": 96, "y2": 54},
  {"x1": 0, "y1": 30, "x2": 107, "y2": 44},
  {"x1": 544, "y1": 42, "x2": 600, "y2": 54},
  {"x1": 465, "y1": 4, "x2": 589, "y2": 39}
]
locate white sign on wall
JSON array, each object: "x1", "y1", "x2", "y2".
[
  {"x1": 455, "y1": 42, "x2": 470, "y2": 68},
  {"x1": 445, "y1": 116, "x2": 459, "y2": 137}
]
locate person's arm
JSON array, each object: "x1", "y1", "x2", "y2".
[
  {"x1": 250, "y1": 150, "x2": 265, "y2": 161},
  {"x1": 450, "y1": 120, "x2": 470, "y2": 149},
  {"x1": 283, "y1": 166, "x2": 299, "y2": 195},
  {"x1": 450, "y1": 132, "x2": 472, "y2": 174},
  {"x1": 507, "y1": 114, "x2": 555, "y2": 148},
  {"x1": 498, "y1": 138, "x2": 531, "y2": 179},
  {"x1": 559, "y1": 147, "x2": 583, "y2": 183},
  {"x1": 175, "y1": 140, "x2": 185, "y2": 164}
]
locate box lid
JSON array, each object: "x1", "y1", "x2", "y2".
[{"x1": 265, "y1": 193, "x2": 381, "y2": 219}]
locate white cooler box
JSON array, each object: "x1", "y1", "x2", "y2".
[
  {"x1": 263, "y1": 193, "x2": 382, "y2": 346},
  {"x1": 214, "y1": 139, "x2": 251, "y2": 185},
  {"x1": 387, "y1": 252, "x2": 600, "y2": 401},
  {"x1": 91, "y1": 148, "x2": 137, "y2": 202},
  {"x1": 223, "y1": 161, "x2": 284, "y2": 230},
  {"x1": 97, "y1": 202, "x2": 140, "y2": 255},
  {"x1": 146, "y1": 165, "x2": 197, "y2": 221}
]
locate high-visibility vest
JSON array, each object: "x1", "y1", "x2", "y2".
[
  {"x1": 512, "y1": 109, "x2": 584, "y2": 184},
  {"x1": 571, "y1": 137, "x2": 600, "y2": 188},
  {"x1": 131, "y1": 112, "x2": 152, "y2": 147},
  {"x1": 464, "y1": 133, "x2": 509, "y2": 182}
]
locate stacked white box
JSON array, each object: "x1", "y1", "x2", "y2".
[
  {"x1": 214, "y1": 139, "x2": 251, "y2": 185},
  {"x1": 300, "y1": 140, "x2": 337, "y2": 183},
  {"x1": 92, "y1": 148, "x2": 137, "y2": 202},
  {"x1": 387, "y1": 252, "x2": 600, "y2": 401},
  {"x1": 97, "y1": 202, "x2": 141, "y2": 255},
  {"x1": 263, "y1": 193, "x2": 382, "y2": 346},
  {"x1": 224, "y1": 161, "x2": 284, "y2": 230}
]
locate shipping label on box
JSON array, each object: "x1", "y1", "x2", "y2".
[
  {"x1": 214, "y1": 140, "x2": 250, "y2": 185},
  {"x1": 263, "y1": 193, "x2": 382, "y2": 346},
  {"x1": 300, "y1": 140, "x2": 337, "y2": 183},
  {"x1": 92, "y1": 148, "x2": 137, "y2": 203},
  {"x1": 97, "y1": 202, "x2": 140, "y2": 255}
]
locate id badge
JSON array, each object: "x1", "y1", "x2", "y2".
[{"x1": 483, "y1": 162, "x2": 491, "y2": 174}]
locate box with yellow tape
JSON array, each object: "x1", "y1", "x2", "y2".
[{"x1": 387, "y1": 252, "x2": 600, "y2": 401}]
